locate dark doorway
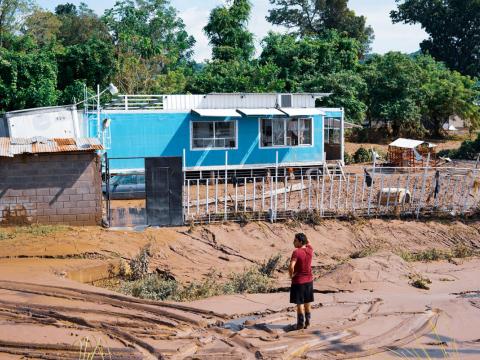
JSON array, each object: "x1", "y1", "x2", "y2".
[{"x1": 145, "y1": 157, "x2": 183, "y2": 226}]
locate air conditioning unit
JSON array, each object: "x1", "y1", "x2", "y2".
[{"x1": 280, "y1": 94, "x2": 292, "y2": 108}]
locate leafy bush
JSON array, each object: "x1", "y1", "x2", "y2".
[
  {"x1": 439, "y1": 133, "x2": 480, "y2": 160},
  {"x1": 122, "y1": 275, "x2": 179, "y2": 301},
  {"x1": 129, "y1": 245, "x2": 151, "y2": 280},
  {"x1": 353, "y1": 147, "x2": 372, "y2": 163},
  {"x1": 0, "y1": 231, "x2": 14, "y2": 240},
  {"x1": 225, "y1": 268, "x2": 273, "y2": 294},
  {"x1": 344, "y1": 152, "x2": 354, "y2": 165}
]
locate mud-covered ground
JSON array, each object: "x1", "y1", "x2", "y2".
[{"x1": 0, "y1": 219, "x2": 480, "y2": 359}]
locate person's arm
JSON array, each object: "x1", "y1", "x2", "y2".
[{"x1": 289, "y1": 258, "x2": 296, "y2": 279}]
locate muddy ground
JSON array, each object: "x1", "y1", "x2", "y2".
[{"x1": 0, "y1": 219, "x2": 480, "y2": 359}]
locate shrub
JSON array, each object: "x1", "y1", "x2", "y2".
[
  {"x1": 410, "y1": 275, "x2": 432, "y2": 290},
  {"x1": 122, "y1": 275, "x2": 179, "y2": 301},
  {"x1": 225, "y1": 267, "x2": 273, "y2": 294},
  {"x1": 439, "y1": 133, "x2": 480, "y2": 160},
  {"x1": 344, "y1": 152, "x2": 354, "y2": 165},
  {"x1": 353, "y1": 147, "x2": 372, "y2": 163},
  {"x1": 129, "y1": 245, "x2": 151, "y2": 280},
  {"x1": 350, "y1": 246, "x2": 379, "y2": 259}
]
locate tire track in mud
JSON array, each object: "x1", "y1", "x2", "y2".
[{"x1": 0, "y1": 280, "x2": 439, "y2": 359}]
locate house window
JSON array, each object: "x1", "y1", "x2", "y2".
[
  {"x1": 324, "y1": 117, "x2": 341, "y2": 145},
  {"x1": 261, "y1": 118, "x2": 312, "y2": 147},
  {"x1": 192, "y1": 121, "x2": 236, "y2": 149}
]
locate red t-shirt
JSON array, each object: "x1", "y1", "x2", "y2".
[{"x1": 291, "y1": 244, "x2": 314, "y2": 285}]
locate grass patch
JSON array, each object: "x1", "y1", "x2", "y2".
[
  {"x1": 399, "y1": 245, "x2": 479, "y2": 263},
  {"x1": 119, "y1": 267, "x2": 274, "y2": 302},
  {"x1": 0, "y1": 230, "x2": 14, "y2": 240},
  {"x1": 409, "y1": 274, "x2": 432, "y2": 290},
  {"x1": 14, "y1": 224, "x2": 69, "y2": 237},
  {"x1": 350, "y1": 246, "x2": 379, "y2": 259},
  {"x1": 113, "y1": 247, "x2": 275, "y2": 302}
]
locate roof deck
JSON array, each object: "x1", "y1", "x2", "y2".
[{"x1": 103, "y1": 93, "x2": 331, "y2": 111}]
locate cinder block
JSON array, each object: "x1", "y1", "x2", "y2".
[
  {"x1": 22, "y1": 189, "x2": 37, "y2": 196},
  {"x1": 36, "y1": 189, "x2": 50, "y2": 196},
  {"x1": 82, "y1": 194, "x2": 96, "y2": 201},
  {"x1": 63, "y1": 215, "x2": 77, "y2": 222},
  {"x1": 76, "y1": 188, "x2": 90, "y2": 195}
]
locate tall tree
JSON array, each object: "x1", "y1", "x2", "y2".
[
  {"x1": 362, "y1": 52, "x2": 425, "y2": 137},
  {"x1": 267, "y1": 0, "x2": 374, "y2": 55},
  {"x1": 0, "y1": 36, "x2": 58, "y2": 111},
  {"x1": 391, "y1": 0, "x2": 480, "y2": 77},
  {"x1": 204, "y1": 0, "x2": 255, "y2": 62},
  {"x1": 22, "y1": 9, "x2": 62, "y2": 46},
  {"x1": 0, "y1": 0, "x2": 34, "y2": 46},
  {"x1": 260, "y1": 31, "x2": 360, "y2": 92},
  {"x1": 103, "y1": 0, "x2": 195, "y2": 93}
]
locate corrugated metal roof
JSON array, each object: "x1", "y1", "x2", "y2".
[
  {"x1": 389, "y1": 138, "x2": 437, "y2": 149},
  {"x1": 0, "y1": 137, "x2": 103, "y2": 157}
]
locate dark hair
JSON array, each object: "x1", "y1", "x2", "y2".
[{"x1": 295, "y1": 233, "x2": 308, "y2": 245}]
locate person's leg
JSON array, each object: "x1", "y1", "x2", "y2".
[
  {"x1": 296, "y1": 304, "x2": 305, "y2": 330},
  {"x1": 304, "y1": 302, "x2": 311, "y2": 328}
]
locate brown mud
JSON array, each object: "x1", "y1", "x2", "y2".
[{"x1": 0, "y1": 219, "x2": 479, "y2": 358}]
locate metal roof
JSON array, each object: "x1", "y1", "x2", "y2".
[
  {"x1": 0, "y1": 137, "x2": 103, "y2": 157},
  {"x1": 389, "y1": 138, "x2": 437, "y2": 149}
]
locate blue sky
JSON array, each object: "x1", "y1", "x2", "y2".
[{"x1": 38, "y1": 0, "x2": 427, "y2": 62}]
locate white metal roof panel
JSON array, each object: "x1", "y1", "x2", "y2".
[
  {"x1": 280, "y1": 108, "x2": 326, "y2": 116},
  {"x1": 237, "y1": 108, "x2": 285, "y2": 116},
  {"x1": 191, "y1": 109, "x2": 241, "y2": 117},
  {"x1": 389, "y1": 138, "x2": 428, "y2": 149}
]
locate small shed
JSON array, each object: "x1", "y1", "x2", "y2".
[
  {"x1": 0, "y1": 137, "x2": 103, "y2": 226},
  {"x1": 388, "y1": 138, "x2": 437, "y2": 167}
]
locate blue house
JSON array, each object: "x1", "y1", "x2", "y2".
[{"x1": 86, "y1": 93, "x2": 345, "y2": 177}]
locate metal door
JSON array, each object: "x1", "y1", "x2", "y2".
[{"x1": 145, "y1": 157, "x2": 183, "y2": 226}]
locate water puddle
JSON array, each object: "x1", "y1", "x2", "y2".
[{"x1": 223, "y1": 315, "x2": 260, "y2": 332}]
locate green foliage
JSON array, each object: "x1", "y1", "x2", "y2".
[
  {"x1": 260, "y1": 31, "x2": 361, "y2": 92},
  {"x1": 267, "y1": 0, "x2": 374, "y2": 55},
  {"x1": 350, "y1": 246, "x2": 379, "y2": 259},
  {"x1": 187, "y1": 60, "x2": 284, "y2": 93},
  {"x1": 129, "y1": 245, "x2": 151, "y2": 280},
  {"x1": 438, "y1": 133, "x2": 480, "y2": 160},
  {"x1": 353, "y1": 147, "x2": 372, "y2": 163},
  {"x1": 14, "y1": 224, "x2": 68, "y2": 236},
  {"x1": 391, "y1": 0, "x2": 480, "y2": 77},
  {"x1": 204, "y1": 0, "x2": 254, "y2": 62},
  {"x1": 410, "y1": 275, "x2": 431, "y2": 290},
  {"x1": 0, "y1": 0, "x2": 34, "y2": 46},
  {"x1": 344, "y1": 152, "x2": 353, "y2": 165},
  {"x1": 0, "y1": 38, "x2": 59, "y2": 112}
]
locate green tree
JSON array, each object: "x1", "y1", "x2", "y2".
[
  {"x1": 416, "y1": 55, "x2": 480, "y2": 136},
  {"x1": 391, "y1": 0, "x2": 480, "y2": 77},
  {"x1": 0, "y1": 0, "x2": 34, "y2": 46},
  {"x1": 267, "y1": 0, "x2": 374, "y2": 55},
  {"x1": 22, "y1": 9, "x2": 62, "y2": 46},
  {"x1": 204, "y1": 0, "x2": 255, "y2": 62},
  {"x1": 362, "y1": 52, "x2": 425, "y2": 137},
  {"x1": 103, "y1": 0, "x2": 195, "y2": 94},
  {"x1": 260, "y1": 31, "x2": 360, "y2": 92},
  {"x1": 0, "y1": 36, "x2": 58, "y2": 112},
  {"x1": 187, "y1": 60, "x2": 284, "y2": 93}
]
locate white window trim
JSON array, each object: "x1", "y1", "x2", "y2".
[
  {"x1": 258, "y1": 117, "x2": 315, "y2": 149},
  {"x1": 190, "y1": 120, "x2": 238, "y2": 151}
]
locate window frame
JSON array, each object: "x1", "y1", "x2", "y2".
[
  {"x1": 258, "y1": 117, "x2": 314, "y2": 149},
  {"x1": 324, "y1": 117, "x2": 341, "y2": 145},
  {"x1": 190, "y1": 120, "x2": 238, "y2": 151}
]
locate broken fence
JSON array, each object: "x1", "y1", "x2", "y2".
[{"x1": 183, "y1": 167, "x2": 480, "y2": 223}]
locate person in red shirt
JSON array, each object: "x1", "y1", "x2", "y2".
[{"x1": 289, "y1": 233, "x2": 314, "y2": 330}]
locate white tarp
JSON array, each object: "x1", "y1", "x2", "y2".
[
  {"x1": 280, "y1": 108, "x2": 326, "y2": 117},
  {"x1": 389, "y1": 138, "x2": 436, "y2": 149},
  {"x1": 191, "y1": 109, "x2": 241, "y2": 117},
  {"x1": 236, "y1": 108, "x2": 285, "y2": 116}
]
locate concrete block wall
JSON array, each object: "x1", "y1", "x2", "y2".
[{"x1": 0, "y1": 152, "x2": 102, "y2": 226}]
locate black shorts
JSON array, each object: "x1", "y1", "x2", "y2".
[{"x1": 290, "y1": 281, "x2": 314, "y2": 305}]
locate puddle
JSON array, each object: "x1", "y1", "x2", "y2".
[{"x1": 224, "y1": 315, "x2": 260, "y2": 332}]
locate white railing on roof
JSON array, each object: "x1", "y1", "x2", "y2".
[{"x1": 105, "y1": 95, "x2": 166, "y2": 110}]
